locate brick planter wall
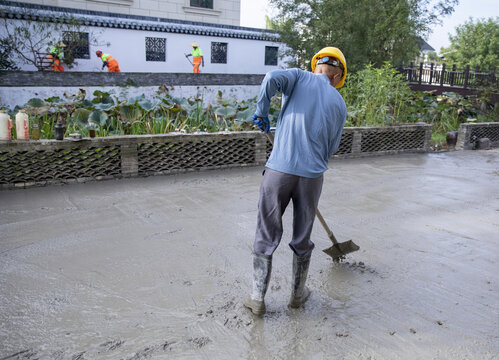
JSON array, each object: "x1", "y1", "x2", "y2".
[
  {"x1": 0, "y1": 124, "x2": 432, "y2": 189},
  {"x1": 456, "y1": 122, "x2": 499, "y2": 150}
]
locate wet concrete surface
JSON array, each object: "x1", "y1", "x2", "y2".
[{"x1": 0, "y1": 149, "x2": 498, "y2": 359}]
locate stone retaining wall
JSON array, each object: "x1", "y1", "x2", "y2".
[
  {"x1": 0, "y1": 124, "x2": 432, "y2": 189},
  {"x1": 0, "y1": 71, "x2": 266, "y2": 87},
  {"x1": 456, "y1": 122, "x2": 499, "y2": 150}
]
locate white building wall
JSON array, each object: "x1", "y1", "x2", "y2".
[
  {"x1": 8, "y1": 22, "x2": 285, "y2": 73},
  {"x1": 13, "y1": 0, "x2": 241, "y2": 26}
]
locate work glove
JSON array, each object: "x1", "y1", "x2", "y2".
[{"x1": 252, "y1": 114, "x2": 270, "y2": 133}]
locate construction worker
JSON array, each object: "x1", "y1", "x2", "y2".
[
  {"x1": 185, "y1": 42, "x2": 204, "y2": 73},
  {"x1": 96, "y1": 50, "x2": 121, "y2": 72},
  {"x1": 48, "y1": 42, "x2": 65, "y2": 72},
  {"x1": 244, "y1": 47, "x2": 348, "y2": 315}
]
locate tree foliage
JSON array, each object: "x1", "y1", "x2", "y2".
[
  {"x1": 269, "y1": 0, "x2": 457, "y2": 71},
  {"x1": 440, "y1": 17, "x2": 499, "y2": 70},
  {"x1": 0, "y1": 37, "x2": 19, "y2": 70}
]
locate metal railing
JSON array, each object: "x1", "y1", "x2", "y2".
[{"x1": 398, "y1": 63, "x2": 498, "y2": 89}]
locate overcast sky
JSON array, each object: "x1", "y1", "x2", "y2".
[{"x1": 240, "y1": 0, "x2": 499, "y2": 54}]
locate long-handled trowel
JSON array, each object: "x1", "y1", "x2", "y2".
[
  {"x1": 264, "y1": 130, "x2": 360, "y2": 262},
  {"x1": 315, "y1": 209, "x2": 360, "y2": 262}
]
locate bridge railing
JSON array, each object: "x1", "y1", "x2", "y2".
[{"x1": 398, "y1": 62, "x2": 498, "y2": 89}]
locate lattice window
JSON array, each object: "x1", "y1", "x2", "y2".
[
  {"x1": 0, "y1": 146, "x2": 121, "y2": 184},
  {"x1": 137, "y1": 138, "x2": 255, "y2": 175},
  {"x1": 211, "y1": 42, "x2": 227, "y2": 64},
  {"x1": 190, "y1": 0, "x2": 213, "y2": 9},
  {"x1": 62, "y1": 32, "x2": 89, "y2": 59},
  {"x1": 471, "y1": 126, "x2": 499, "y2": 142},
  {"x1": 265, "y1": 46, "x2": 278, "y2": 66},
  {"x1": 361, "y1": 129, "x2": 426, "y2": 152},
  {"x1": 336, "y1": 132, "x2": 353, "y2": 155},
  {"x1": 146, "y1": 37, "x2": 166, "y2": 62}
]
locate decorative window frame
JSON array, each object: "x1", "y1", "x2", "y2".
[
  {"x1": 62, "y1": 31, "x2": 90, "y2": 60},
  {"x1": 211, "y1": 41, "x2": 228, "y2": 64},
  {"x1": 265, "y1": 46, "x2": 279, "y2": 66},
  {"x1": 145, "y1": 37, "x2": 167, "y2": 62}
]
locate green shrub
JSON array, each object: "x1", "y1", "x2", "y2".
[{"x1": 340, "y1": 62, "x2": 495, "y2": 139}]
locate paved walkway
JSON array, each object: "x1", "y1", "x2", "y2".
[{"x1": 1, "y1": 150, "x2": 498, "y2": 359}]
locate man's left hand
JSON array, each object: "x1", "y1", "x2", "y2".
[{"x1": 252, "y1": 114, "x2": 270, "y2": 133}]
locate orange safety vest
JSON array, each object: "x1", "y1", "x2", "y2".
[{"x1": 100, "y1": 53, "x2": 115, "y2": 63}]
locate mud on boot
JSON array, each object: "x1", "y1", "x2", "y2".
[
  {"x1": 288, "y1": 253, "x2": 311, "y2": 308},
  {"x1": 244, "y1": 253, "x2": 272, "y2": 315}
]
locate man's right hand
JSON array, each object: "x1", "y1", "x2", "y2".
[{"x1": 252, "y1": 114, "x2": 270, "y2": 133}]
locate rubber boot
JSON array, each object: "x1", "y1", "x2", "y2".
[
  {"x1": 288, "y1": 253, "x2": 311, "y2": 308},
  {"x1": 244, "y1": 253, "x2": 272, "y2": 315}
]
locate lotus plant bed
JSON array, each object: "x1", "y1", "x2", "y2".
[{"x1": 0, "y1": 124, "x2": 432, "y2": 189}]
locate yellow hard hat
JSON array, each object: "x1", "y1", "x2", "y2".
[
  {"x1": 57, "y1": 42, "x2": 66, "y2": 47},
  {"x1": 191, "y1": 42, "x2": 198, "y2": 47},
  {"x1": 311, "y1": 47, "x2": 347, "y2": 88}
]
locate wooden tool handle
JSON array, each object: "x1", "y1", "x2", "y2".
[{"x1": 315, "y1": 208, "x2": 339, "y2": 245}]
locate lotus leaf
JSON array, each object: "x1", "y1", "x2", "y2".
[
  {"x1": 214, "y1": 106, "x2": 237, "y2": 118},
  {"x1": 25, "y1": 98, "x2": 45, "y2": 108},
  {"x1": 234, "y1": 107, "x2": 255, "y2": 123},
  {"x1": 171, "y1": 97, "x2": 189, "y2": 106},
  {"x1": 71, "y1": 108, "x2": 91, "y2": 124},
  {"x1": 136, "y1": 98, "x2": 160, "y2": 112},
  {"x1": 88, "y1": 111, "x2": 109, "y2": 126},
  {"x1": 126, "y1": 94, "x2": 146, "y2": 105},
  {"x1": 92, "y1": 91, "x2": 115, "y2": 110},
  {"x1": 93, "y1": 102, "x2": 116, "y2": 111},
  {"x1": 45, "y1": 96, "x2": 65, "y2": 104}
]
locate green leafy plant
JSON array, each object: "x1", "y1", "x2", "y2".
[{"x1": 5, "y1": 64, "x2": 496, "y2": 143}]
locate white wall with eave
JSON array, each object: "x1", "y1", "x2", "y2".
[{"x1": 5, "y1": 21, "x2": 287, "y2": 74}]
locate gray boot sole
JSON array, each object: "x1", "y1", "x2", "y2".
[{"x1": 244, "y1": 297, "x2": 266, "y2": 315}]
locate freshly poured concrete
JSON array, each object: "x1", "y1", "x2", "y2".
[{"x1": 0, "y1": 150, "x2": 498, "y2": 359}]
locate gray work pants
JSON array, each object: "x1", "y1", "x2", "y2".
[{"x1": 254, "y1": 168, "x2": 324, "y2": 257}]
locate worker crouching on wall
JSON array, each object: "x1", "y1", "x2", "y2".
[
  {"x1": 96, "y1": 50, "x2": 121, "y2": 72},
  {"x1": 48, "y1": 42, "x2": 65, "y2": 72}
]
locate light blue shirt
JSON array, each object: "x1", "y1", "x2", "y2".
[{"x1": 256, "y1": 68, "x2": 347, "y2": 178}]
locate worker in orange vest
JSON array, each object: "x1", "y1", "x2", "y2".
[
  {"x1": 96, "y1": 50, "x2": 121, "y2": 72},
  {"x1": 48, "y1": 42, "x2": 65, "y2": 72},
  {"x1": 185, "y1": 42, "x2": 204, "y2": 73}
]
